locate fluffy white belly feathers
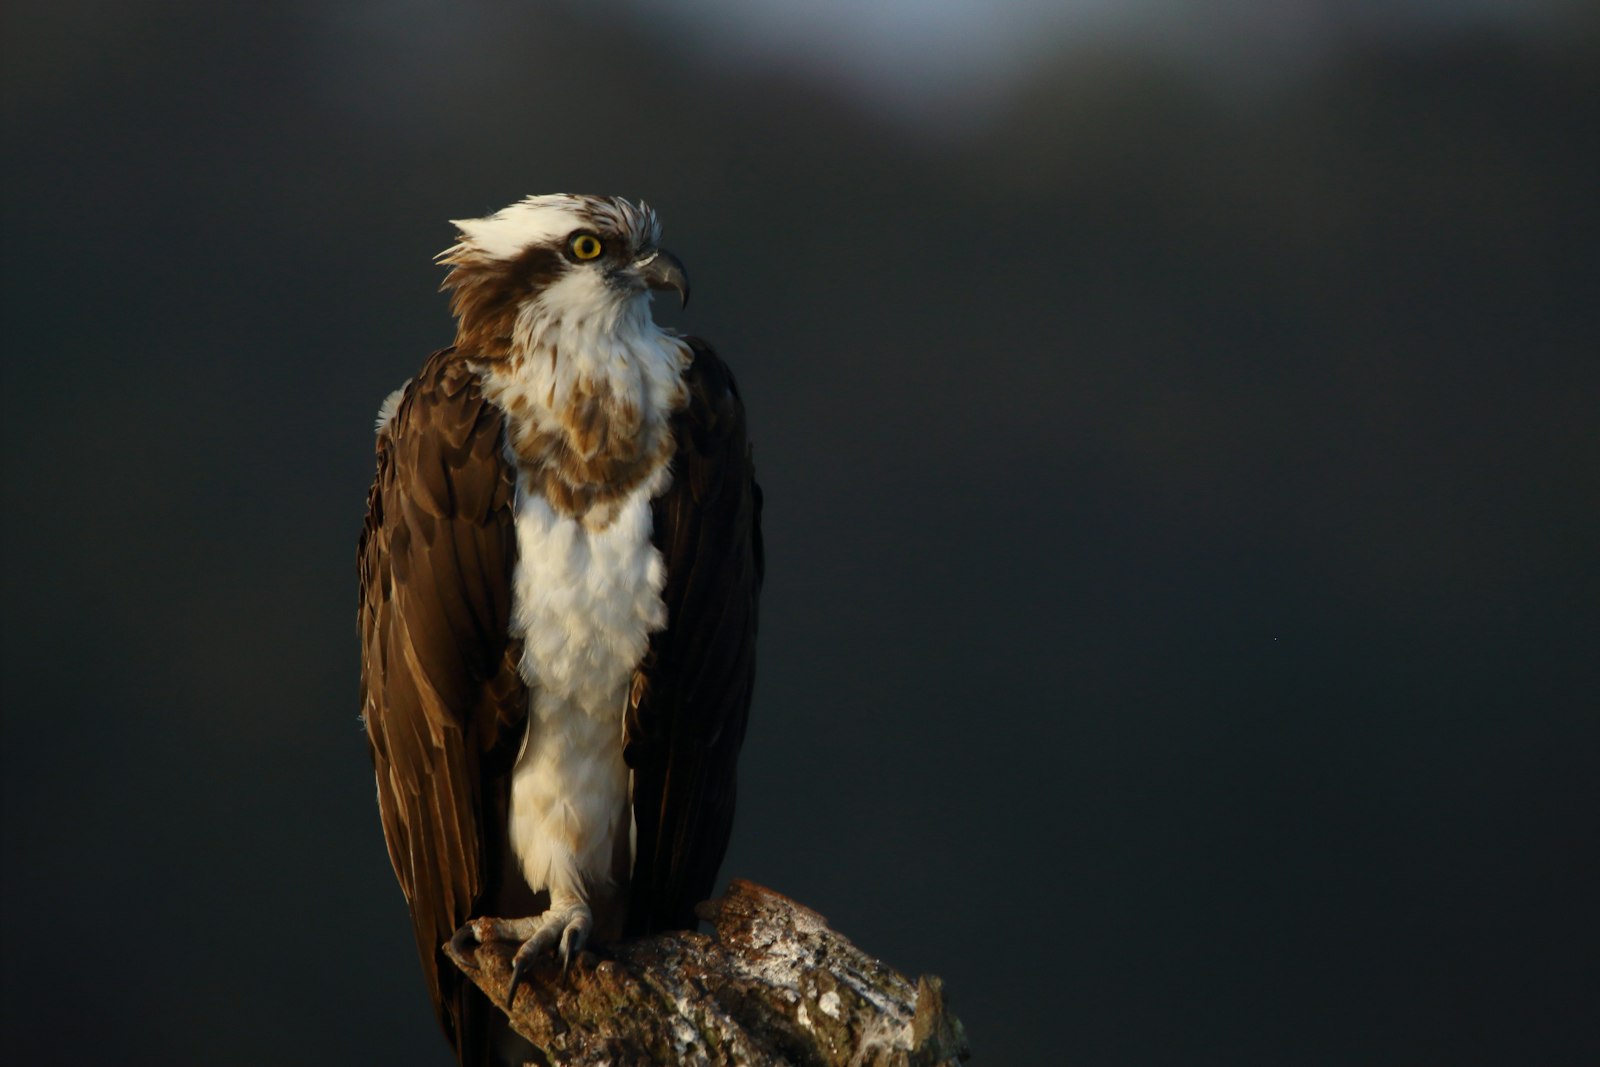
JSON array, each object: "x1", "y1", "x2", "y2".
[{"x1": 505, "y1": 471, "x2": 669, "y2": 901}]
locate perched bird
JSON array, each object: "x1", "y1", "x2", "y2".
[{"x1": 358, "y1": 195, "x2": 762, "y2": 1065}]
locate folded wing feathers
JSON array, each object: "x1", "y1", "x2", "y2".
[
  {"x1": 359, "y1": 347, "x2": 526, "y2": 1047},
  {"x1": 625, "y1": 339, "x2": 762, "y2": 934}
]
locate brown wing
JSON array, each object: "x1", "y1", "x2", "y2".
[
  {"x1": 625, "y1": 338, "x2": 764, "y2": 934},
  {"x1": 358, "y1": 348, "x2": 528, "y2": 1064}
]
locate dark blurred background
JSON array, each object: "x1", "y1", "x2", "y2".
[{"x1": 3, "y1": 1, "x2": 1598, "y2": 1063}]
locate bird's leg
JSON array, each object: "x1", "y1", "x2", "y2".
[
  {"x1": 448, "y1": 892, "x2": 593, "y2": 1006},
  {"x1": 510, "y1": 892, "x2": 592, "y2": 981},
  {"x1": 501, "y1": 892, "x2": 592, "y2": 1005}
]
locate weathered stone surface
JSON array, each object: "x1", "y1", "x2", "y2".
[{"x1": 444, "y1": 880, "x2": 970, "y2": 1066}]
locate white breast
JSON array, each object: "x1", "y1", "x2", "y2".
[{"x1": 510, "y1": 473, "x2": 668, "y2": 703}]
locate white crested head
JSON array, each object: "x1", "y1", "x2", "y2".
[
  {"x1": 440, "y1": 194, "x2": 662, "y2": 266},
  {"x1": 435, "y1": 193, "x2": 687, "y2": 362}
]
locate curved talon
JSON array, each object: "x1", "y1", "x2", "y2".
[
  {"x1": 506, "y1": 955, "x2": 534, "y2": 1008},
  {"x1": 506, "y1": 921, "x2": 558, "y2": 1005},
  {"x1": 559, "y1": 920, "x2": 588, "y2": 974},
  {"x1": 448, "y1": 923, "x2": 482, "y2": 968}
]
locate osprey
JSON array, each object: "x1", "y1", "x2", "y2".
[{"x1": 358, "y1": 194, "x2": 762, "y2": 1065}]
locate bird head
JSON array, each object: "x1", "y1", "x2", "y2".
[{"x1": 436, "y1": 194, "x2": 690, "y2": 360}]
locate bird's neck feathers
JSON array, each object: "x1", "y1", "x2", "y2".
[{"x1": 471, "y1": 280, "x2": 690, "y2": 525}]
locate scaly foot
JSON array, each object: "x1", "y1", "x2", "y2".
[{"x1": 448, "y1": 901, "x2": 593, "y2": 1006}]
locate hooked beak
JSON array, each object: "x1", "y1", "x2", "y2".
[{"x1": 635, "y1": 248, "x2": 690, "y2": 309}]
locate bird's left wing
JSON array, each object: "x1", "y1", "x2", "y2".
[
  {"x1": 358, "y1": 348, "x2": 528, "y2": 1057},
  {"x1": 625, "y1": 338, "x2": 764, "y2": 934}
]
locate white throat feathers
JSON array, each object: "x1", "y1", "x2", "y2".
[{"x1": 485, "y1": 286, "x2": 689, "y2": 525}]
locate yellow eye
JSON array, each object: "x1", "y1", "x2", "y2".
[{"x1": 570, "y1": 234, "x2": 603, "y2": 260}]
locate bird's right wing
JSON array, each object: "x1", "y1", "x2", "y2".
[{"x1": 358, "y1": 347, "x2": 528, "y2": 1059}]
